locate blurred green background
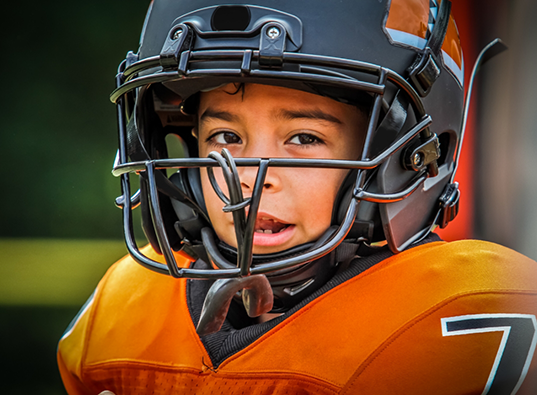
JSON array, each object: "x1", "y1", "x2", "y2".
[{"x1": 1, "y1": 1, "x2": 149, "y2": 393}]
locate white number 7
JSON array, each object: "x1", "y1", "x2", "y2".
[{"x1": 441, "y1": 314, "x2": 537, "y2": 395}]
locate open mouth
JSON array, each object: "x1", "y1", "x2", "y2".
[{"x1": 254, "y1": 217, "x2": 290, "y2": 234}]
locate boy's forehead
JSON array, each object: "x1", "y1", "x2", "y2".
[
  {"x1": 198, "y1": 83, "x2": 364, "y2": 121},
  {"x1": 200, "y1": 83, "x2": 311, "y2": 102}
]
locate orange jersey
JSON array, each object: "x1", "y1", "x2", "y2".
[{"x1": 58, "y1": 238, "x2": 537, "y2": 394}]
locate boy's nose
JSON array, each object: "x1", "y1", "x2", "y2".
[
  {"x1": 239, "y1": 165, "x2": 281, "y2": 193},
  {"x1": 237, "y1": 138, "x2": 283, "y2": 193}
]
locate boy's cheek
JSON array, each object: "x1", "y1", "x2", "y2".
[
  {"x1": 288, "y1": 168, "x2": 347, "y2": 197},
  {"x1": 201, "y1": 171, "x2": 225, "y2": 213}
]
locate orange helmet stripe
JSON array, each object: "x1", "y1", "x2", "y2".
[{"x1": 385, "y1": 0, "x2": 464, "y2": 86}]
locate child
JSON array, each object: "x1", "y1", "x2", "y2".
[{"x1": 58, "y1": 0, "x2": 537, "y2": 394}]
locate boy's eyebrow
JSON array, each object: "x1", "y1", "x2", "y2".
[
  {"x1": 199, "y1": 107, "x2": 343, "y2": 124},
  {"x1": 199, "y1": 108, "x2": 239, "y2": 123},
  {"x1": 277, "y1": 109, "x2": 343, "y2": 124}
]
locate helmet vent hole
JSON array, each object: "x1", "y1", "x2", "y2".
[
  {"x1": 437, "y1": 132, "x2": 451, "y2": 166},
  {"x1": 211, "y1": 6, "x2": 251, "y2": 31}
]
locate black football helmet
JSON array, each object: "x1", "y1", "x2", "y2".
[{"x1": 111, "y1": 0, "x2": 472, "y2": 334}]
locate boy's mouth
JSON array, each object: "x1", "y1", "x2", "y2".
[
  {"x1": 254, "y1": 217, "x2": 290, "y2": 234},
  {"x1": 250, "y1": 213, "x2": 296, "y2": 248}
]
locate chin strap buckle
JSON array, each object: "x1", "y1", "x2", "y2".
[{"x1": 437, "y1": 182, "x2": 460, "y2": 228}]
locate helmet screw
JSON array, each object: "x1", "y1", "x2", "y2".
[
  {"x1": 172, "y1": 28, "x2": 183, "y2": 40},
  {"x1": 267, "y1": 26, "x2": 281, "y2": 39},
  {"x1": 412, "y1": 152, "x2": 424, "y2": 167}
]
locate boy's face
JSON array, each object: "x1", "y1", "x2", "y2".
[{"x1": 197, "y1": 83, "x2": 366, "y2": 254}]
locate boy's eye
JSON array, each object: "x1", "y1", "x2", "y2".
[
  {"x1": 287, "y1": 133, "x2": 322, "y2": 145},
  {"x1": 211, "y1": 131, "x2": 242, "y2": 145}
]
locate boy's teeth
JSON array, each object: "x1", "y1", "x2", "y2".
[{"x1": 254, "y1": 218, "x2": 289, "y2": 234}]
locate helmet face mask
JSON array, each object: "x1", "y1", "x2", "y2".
[{"x1": 111, "y1": 0, "x2": 463, "y2": 334}]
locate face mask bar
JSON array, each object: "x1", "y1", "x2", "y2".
[
  {"x1": 205, "y1": 149, "x2": 268, "y2": 276},
  {"x1": 111, "y1": 43, "x2": 439, "y2": 280}
]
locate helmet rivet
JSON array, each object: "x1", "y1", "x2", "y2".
[
  {"x1": 267, "y1": 26, "x2": 281, "y2": 39},
  {"x1": 412, "y1": 152, "x2": 424, "y2": 167},
  {"x1": 172, "y1": 28, "x2": 183, "y2": 40}
]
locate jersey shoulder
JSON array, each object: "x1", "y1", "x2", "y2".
[
  {"x1": 338, "y1": 239, "x2": 537, "y2": 394},
  {"x1": 390, "y1": 238, "x2": 537, "y2": 290},
  {"x1": 57, "y1": 246, "x2": 203, "y2": 394}
]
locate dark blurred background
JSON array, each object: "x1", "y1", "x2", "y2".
[
  {"x1": 1, "y1": 0, "x2": 536, "y2": 393},
  {"x1": 1, "y1": 1, "x2": 149, "y2": 393},
  {"x1": 1, "y1": 0, "x2": 149, "y2": 240}
]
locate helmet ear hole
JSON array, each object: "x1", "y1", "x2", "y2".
[{"x1": 436, "y1": 132, "x2": 452, "y2": 167}]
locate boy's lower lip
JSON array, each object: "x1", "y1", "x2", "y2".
[{"x1": 252, "y1": 225, "x2": 295, "y2": 246}]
